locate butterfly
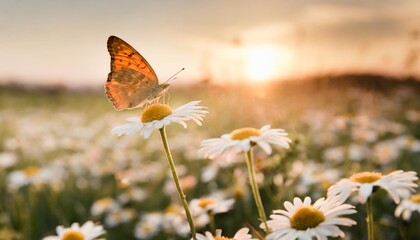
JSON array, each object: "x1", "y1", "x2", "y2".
[{"x1": 105, "y1": 36, "x2": 170, "y2": 111}]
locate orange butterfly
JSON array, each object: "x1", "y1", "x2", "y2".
[{"x1": 105, "y1": 36, "x2": 170, "y2": 111}]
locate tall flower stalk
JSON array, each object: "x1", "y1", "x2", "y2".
[
  {"x1": 245, "y1": 148, "x2": 269, "y2": 233},
  {"x1": 159, "y1": 126, "x2": 196, "y2": 239},
  {"x1": 366, "y1": 195, "x2": 374, "y2": 240}
]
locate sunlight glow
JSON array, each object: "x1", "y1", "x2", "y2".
[{"x1": 244, "y1": 45, "x2": 293, "y2": 82}]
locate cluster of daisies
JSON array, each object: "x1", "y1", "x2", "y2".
[{"x1": 42, "y1": 100, "x2": 419, "y2": 240}]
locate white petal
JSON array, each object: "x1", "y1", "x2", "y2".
[
  {"x1": 256, "y1": 141, "x2": 272, "y2": 154},
  {"x1": 284, "y1": 201, "x2": 296, "y2": 213},
  {"x1": 293, "y1": 197, "x2": 303, "y2": 208},
  {"x1": 111, "y1": 122, "x2": 141, "y2": 136},
  {"x1": 358, "y1": 184, "x2": 373, "y2": 204},
  {"x1": 141, "y1": 127, "x2": 155, "y2": 139},
  {"x1": 126, "y1": 116, "x2": 139, "y2": 122},
  {"x1": 233, "y1": 228, "x2": 251, "y2": 239}
]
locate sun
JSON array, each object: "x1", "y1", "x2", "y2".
[{"x1": 244, "y1": 44, "x2": 293, "y2": 83}]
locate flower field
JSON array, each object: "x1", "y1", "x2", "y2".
[{"x1": 0, "y1": 74, "x2": 419, "y2": 240}]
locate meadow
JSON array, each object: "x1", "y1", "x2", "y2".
[{"x1": 0, "y1": 74, "x2": 419, "y2": 240}]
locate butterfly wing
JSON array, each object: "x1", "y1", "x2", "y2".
[{"x1": 106, "y1": 36, "x2": 159, "y2": 110}]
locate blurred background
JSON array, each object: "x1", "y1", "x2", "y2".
[{"x1": 1, "y1": 1, "x2": 420, "y2": 240}]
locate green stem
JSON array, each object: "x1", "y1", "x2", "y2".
[
  {"x1": 366, "y1": 196, "x2": 374, "y2": 240},
  {"x1": 245, "y1": 148, "x2": 269, "y2": 234},
  {"x1": 398, "y1": 220, "x2": 408, "y2": 240},
  {"x1": 208, "y1": 211, "x2": 215, "y2": 233},
  {"x1": 159, "y1": 127, "x2": 196, "y2": 240}
]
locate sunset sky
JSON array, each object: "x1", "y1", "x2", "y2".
[{"x1": 1, "y1": 0, "x2": 419, "y2": 87}]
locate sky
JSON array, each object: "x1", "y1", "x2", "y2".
[{"x1": 0, "y1": 0, "x2": 419, "y2": 87}]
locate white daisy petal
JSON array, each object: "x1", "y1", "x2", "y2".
[
  {"x1": 196, "y1": 228, "x2": 256, "y2": 240},
  {"x1": 233, "y1": 228, "x2": 252, "y2": 239},
  {"x1": 239, "y1": 140, "x2": 251, "y2": 152},
  {"x1": 142, "y1": 127, "x2": 155, "y2": 139},
  {"x1": 256, "y1": 141, "x2": 272, "y2": 154},
  {"x1": 126, "y1": 117, "x2": 140, "y2": 122},
  {"x1": 358, "y1": 184, "x2": 373, "y2": 204},
  {"x1": 402, "y1": 210, "x2": 412, "y2": 221},
  {"x1": 303, "y1": 197, "x2": 312, "y2": 206},
  {"x1": 195, "y1": 234, "x2": 209, "y2": 240},
  {"x1": 175, "y1": 120, "x2": 188, "y2": 128},
  {"x1": 260, "y1": 124, "x2": 271, "y2": 131},
  {"x1": 155, "y1": 121, "x2": 164, "y2": 129},
  {"x1": 284, "y1": 200, "x2": 296, "y2": 213},
  {"x1": 111, "y1": 122, "x2": 142, "y2": 136}
]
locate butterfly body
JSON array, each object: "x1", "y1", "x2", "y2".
[{"x1": 106, "y1": 36, "x2": 169, "y2": 110}]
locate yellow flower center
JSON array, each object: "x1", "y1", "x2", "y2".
[
  {"x1": 140, "y1": 104, "x2": 172, "y2": 123},
  {"x1": 214, "y1": 237, "x2": 235, "y2": 240},
  {"x1": 23, "y1": 166, "x2": 40, "y2": 176},
  {"x1": 342, "y1": 112, "x2": 356, "y2": 119},
  {"x1": 350, "y1": 172, "x2": 382, "y2": 183},
  {"x1": 62, "y1": 230, "x2": 85, "y2": 240},
  {"x1": 198, "y1": 198, "x2": 216, "y2": 209},
  {"x1": 142, "y1": 224, "x2": 154, "y2": 234},
  {"x1": 230, "y1": 127, "x2": 261, "y2": 140},
  {"x1": 410, "y1": 193, "x2": 420, "y2": 203},
  {"x1": 97, "y1": 197, "x2": 114, "y2": 206},
  {"x1": 321, "y1": 180, "x2": 333, "y2": 190},
  {"x1": 164, "y1": 205, "x2": 179, "y2": 214},
  {"x1": 290, "y1": 206, "x2": 325, "y2": 230},
  {"x1": 406, "y1": 136, "x2": 415, "y2": 144}
]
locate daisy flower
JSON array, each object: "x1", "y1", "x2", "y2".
[
  {"x1": 90, "y1": 197, "x2": 120, "y2": 216},
  {"x1": 7, "y1": 165, "x2": 56, "y2": 190},
  {"x1": 189, "y1": 193, "x2": 235, "y2": 232},
  {"x1": 265, "y1": 195, "x2": 356, "y2": 240},
  {"x1": 134, "y1": 212, "x2": 163, "y2": 239},
  {"x1": 196, "y1": 228, "x2": 256, "y2": 240},
  {"x1": 42, "y1": 221, "x2": 105, "y2": 240},
  {"x1": 189, "y1": 193, "x2": 235, "y2": 215},
  {"x1": 328, "y1": 170, "x2": 418, "y2": 204},
  {"x1": 395, "y1": 193, "x2": 420, "y2": 220},
  {"x1": 104, "y1": 208, "x2": 136, "y2": 227},
  {"x1": 199, "y1": 125, "x2": 291, "y2": 160},
  {"x1": 112, "y1": 101, "x2": 207, "y2": 138},
  {"x1": 112, "y1": 101, "x2": 207, "y2": 239}
]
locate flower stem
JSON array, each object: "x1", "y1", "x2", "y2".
[
  {"x1": 366, "y1": 196, "x2": 374, "y2": 240},
  {"x1": 208, "y1": 211, "x2": 215, "y2": 233},
  {"x1": 245, "y1": 148, "x2": 269, "y2": 234},
  {"x1": 159, "y1": 127, "x2": 196, "y2": 240}
]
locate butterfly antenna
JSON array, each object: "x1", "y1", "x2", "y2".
[{"x1": 165, "y1": 68, "x2": 185, "y2": 84}]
